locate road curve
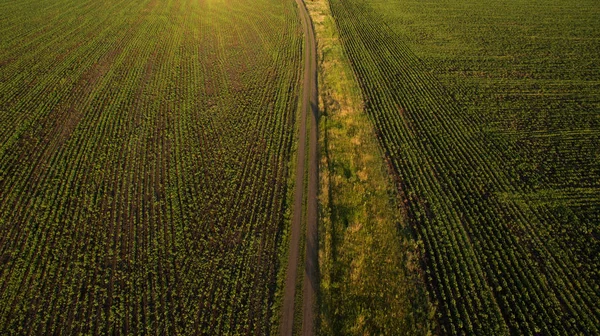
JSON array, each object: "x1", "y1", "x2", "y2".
[{"x1": 280, "y1": 0, "x2": 318, "y2": 334}]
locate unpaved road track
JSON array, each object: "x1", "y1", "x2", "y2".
[{"x1": 280, "y1": 0, "x2": 318, "y2": 333}]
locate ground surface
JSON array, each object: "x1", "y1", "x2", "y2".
[
  {"x1": 279, "y1": 0, "x2": 319, "y2": 333},
  {"x1": 2, "y1": 0, "x2": 598, "y2": 334}
]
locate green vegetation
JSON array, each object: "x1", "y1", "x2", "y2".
[
  {"x1": 0, "y1": 0, "x2": 302, "y2": 333},
  {"x1": 2, "y1": 0, "x2": 598, "y2": 333},
  {"x1": 328, "y1": 0, "x2": 599, "y2": 334},
  {"x1": 306, "y1": 0, "x2": 435, "y2": 334}
]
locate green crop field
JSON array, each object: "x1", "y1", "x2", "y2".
[
  {"x1": 0, "y1": 0, "x2": 302, "y2": 333},
  {"x1": 2, "y1": 0, "x2": 599, "y2": 334},
  {"x1": 328, "y1": 0, "x2": 599, "y2": 334}
]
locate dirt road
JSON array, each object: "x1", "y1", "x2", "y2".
[{"x1": 280, "y1": 0, "x2": 318, "y2": 333}]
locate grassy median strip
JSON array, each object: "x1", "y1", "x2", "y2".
[{"x1": 305, "y1": 0, "x2": 437, "y2": 334}]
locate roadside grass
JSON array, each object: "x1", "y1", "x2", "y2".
[{"x1": 305, "y1": 0, "x2": 436, "y2": 334}]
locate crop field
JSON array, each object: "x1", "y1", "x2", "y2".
[
  {"x1": 0, "y1": 0, "x2": 302, "y2": 334},
  {"x1": 329, "y1": 0, "x2": 599, "y2": 334},
  {"x1": 2, "y1": 0, "x2": 599, "y2": 333}
]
